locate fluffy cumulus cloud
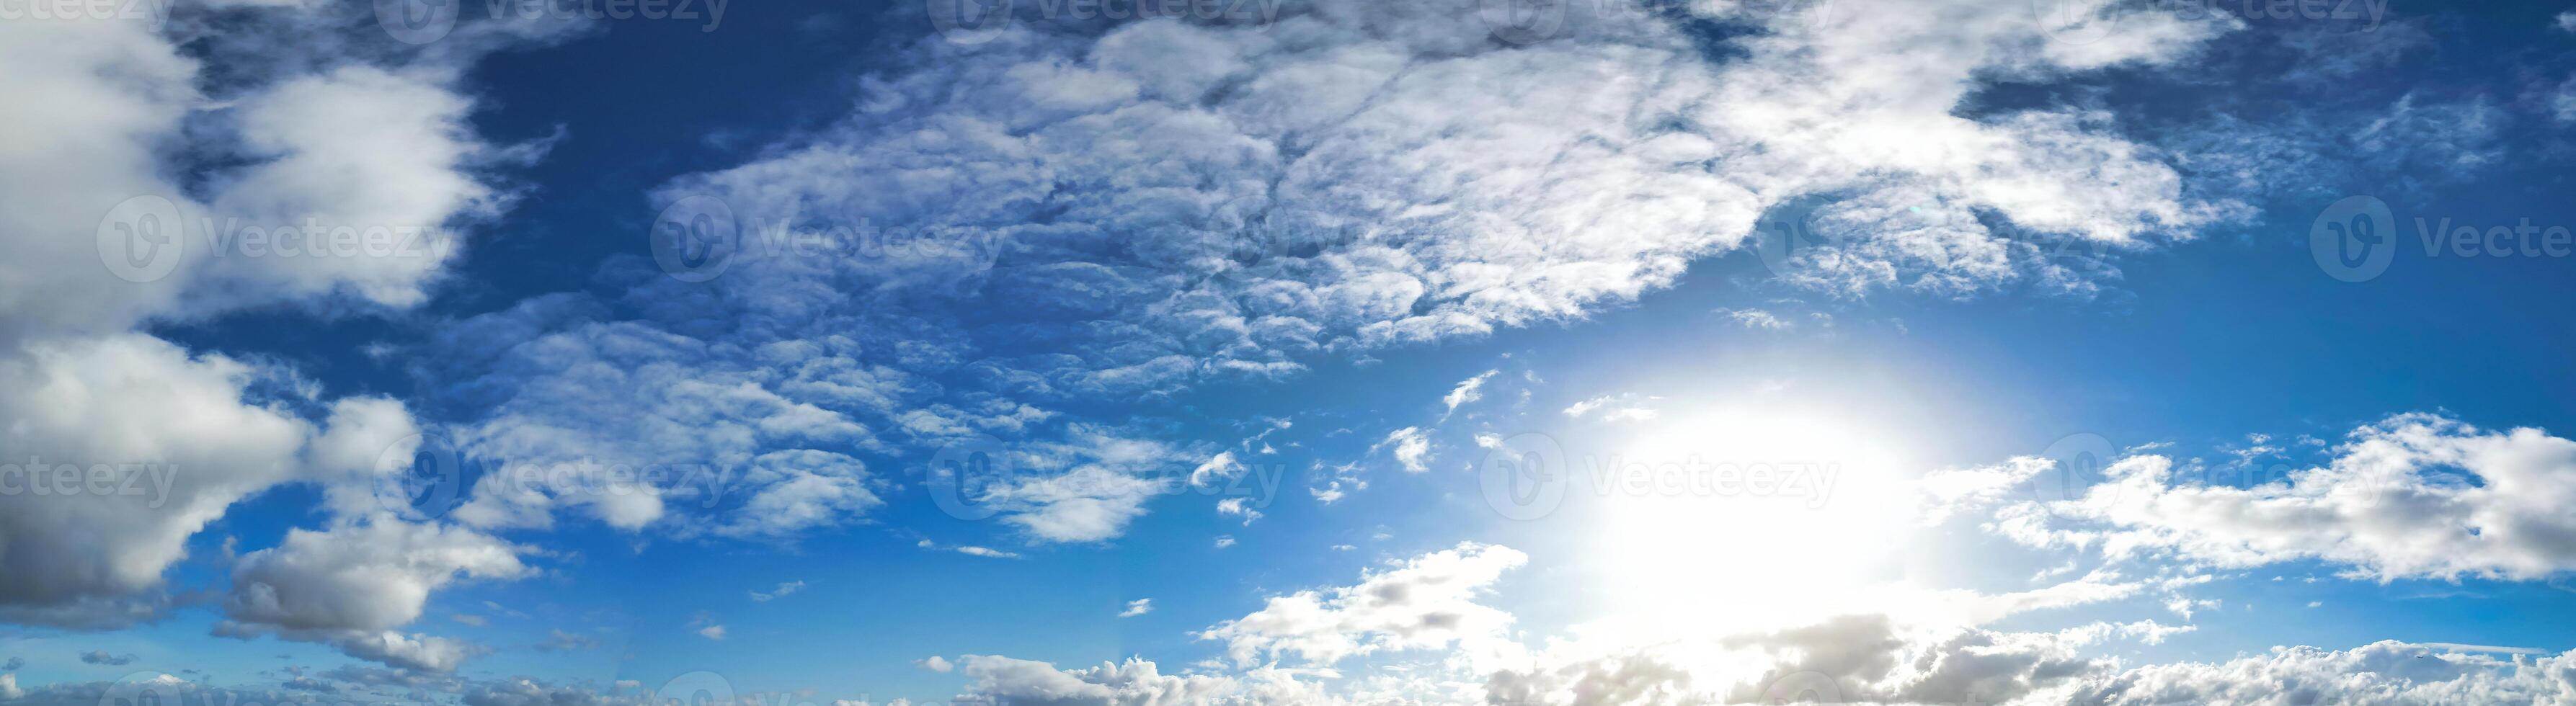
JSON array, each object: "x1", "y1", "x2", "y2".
[
  {"x1": 1937, "y1": 413, "x2": 2576, "y2": 581},
  {"x1": 853, "y1": 539, "x2": 2571, "y2": 706},
  {"x1": 951, "y1": 655, "x2": 1279, "y2": 706},
  {"x1": 214, "y1": 517, "x2": 530, "y2": 671},
  {"x1": 2052, "y1": 640, "x2": 2576, "y2": 705},
  {"x1": 912, "y1": 541, "x2": 2576, "y2": 705},
  {"x1": 0, "y1": 9, "x2": 528, "y2": 342},
  {"x1": 1483, "y1": 615, "x2": 2129, "y2": 706},
  {"x1": 1201, "y1": 542, "x2": 1525, "y2": 666},
  {"x1": 0, "y1": 332, "x2": 432, "y2": 629},
  {"x1": 0, "y1": 0, "x2": 560, "y2": 670}
]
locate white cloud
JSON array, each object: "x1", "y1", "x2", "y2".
[
  {"x1": 1718, "y1": 308, "x2": 1790, "y2": 330},
  {"x1": 1961, "y1": 414, "x2": 2576, "y2": 581},
  {"x1": 412, "y1": 0, "x2": 2247, "y2": 560},
  {"x1": 1441, "y1": 370, "x2": 1498, "y2": 419},
  {"x1": 1561, "y1": 393, "x2": 1659, "y2": 423},
  {"x1": 1119, "y1": 599, "x2": 1152, "y2": 618},
  {"x1": 215, "y1": 516, "x2": 528, "y2": 671},
  {"x1": 1200, "y1": 542, "x2": 1524, "y2": 666},
  {"x1": 1188, "y1": 451, "x2": 1243, "y2": 488},
  {"x1": 2056, "y1": 640, "x2": 2576, "y2": 705},
  {"x1": 749, "y1": 581, "x2": 806, "y2": 602},
  {"x1": 0, "y1": 334, "x2": 397, "y2": 628},
  {"x1": 967, "y1": 426, "x2": 1191, "y2": 543},
  {"x1": 1375, "y1": 427, "x2": 1431, "y2": 474},
  {"x1": 1215, "y1": 496, "x2": 1263, "y2": 526},
  {"x1": 0, "y1": 0, "x2": 546, "y2": 658},
  {"x1": 536, "y1": 629, "x2": 598, "y2": 652},
  {"x1": 951, "y1": 655, "x2": 1300, "y2": 706}
]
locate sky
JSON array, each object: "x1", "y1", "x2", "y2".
[{"x1": 10, "y1": 0, "x2": 2576, "y2": 703}]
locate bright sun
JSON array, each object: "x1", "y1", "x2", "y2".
[{"x1": 1584, "y1": 408, "x2": 1917, "y2": 635}]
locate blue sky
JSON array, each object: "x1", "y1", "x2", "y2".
[{"x1": 11, "y1": 0, "x2": 2576, "y2": 704}]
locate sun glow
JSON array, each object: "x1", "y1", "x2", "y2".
[{"x1": 1582, "y1": 408, "x2": 1918, "y2": 636}]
